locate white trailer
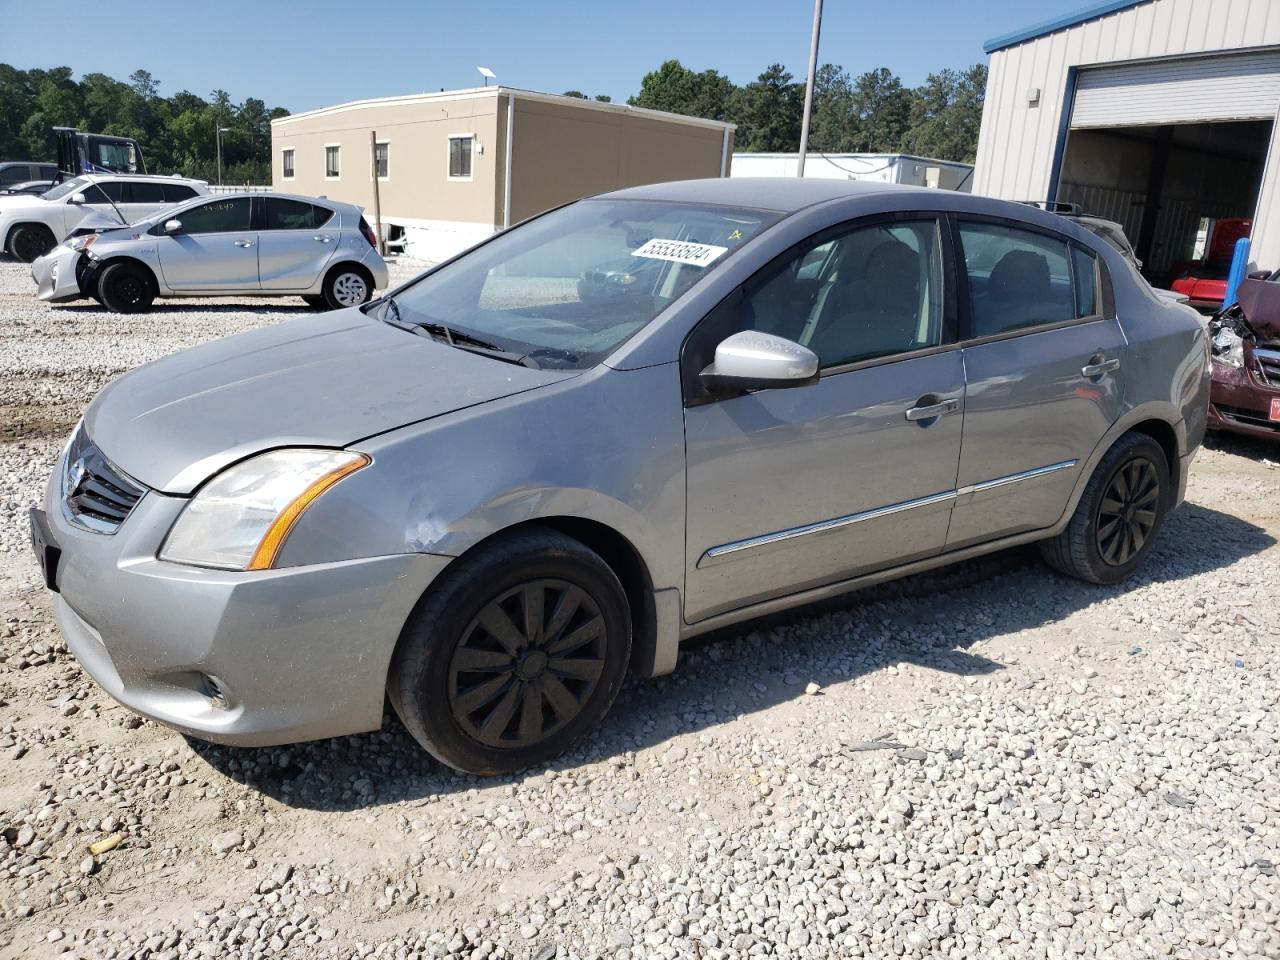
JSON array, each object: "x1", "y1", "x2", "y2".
[{"x1": 730, "y1": 152, "x2": 973, "y2": 192}]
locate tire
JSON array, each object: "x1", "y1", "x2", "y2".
[
  {"x1": 1040, "y1": 432, "x2": 1171, "y2": 584},
  {"x1": 388, "y1": 527, "x2": 632, "y2": 775},
  {"x1": 8, "y1": 224, "x2": 55, "y2": 263},
  {"x1": 321, "y1": 265, "x2": 373, "y2": 310},
  {"x1": 96, "y1": 261, "x2": 155, "y2": 314},
  {"x1": 302, "y1": 295, "x2": 328, "y2": 311}
]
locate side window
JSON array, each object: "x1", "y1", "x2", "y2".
[
  {"x1": 176, "y1": 198, "x2": 252, "y2": 234},
  {"x1": 448, "y1": 136, "x2": 473, "y2": 179},
  {"x1": 162, "y1": 183, "x2": 198, "y2": 203},
  {"x1": 38, "y1": 165, "x2": 58, "y2": 180},
  {"x1": 959, "y1": 222, "x2": 1074, "y2": 336},
  {"x1": 0, "y1": 166, "x2": 26, "y2": 184},
  {"x1": 282, "y1": 148, "x2": 295, "y2": 179},
  {"x1": 1072, "y1": 247, "x2": 1099, "y2": 317},
  {"x1": 262, "y1": 197, "x2": 317, "y2": 230},
  {"x1": 325, "y1": 145, "x2": 340, "y2": 178},
  {"x1": 739, "y1": 219, "x2": 945, "y2": 369},
  {"x1": 374, "y1": 142, "x2": 389, "y2": 179},
  {"x1": 311, "y1": 204, "x2": 335, "y2": 228},
  {"x1": 126, "y1": 182, "x2": 165, "y2": 204},
  {"x1": 79, "y1": 184, "x2": 111, "y2": 205}
]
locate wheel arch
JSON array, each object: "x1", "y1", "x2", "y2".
[
  {"x1": 4, "y1": 220, "x2": 55, "y2": 251},
  {"x1": 88, "y1": 255, "x2": 160, "y2": 296},
  {"x1": 324, "y1": 260, "x2": 374, "y2": 290}
]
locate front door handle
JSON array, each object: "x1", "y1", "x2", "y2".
[
  {"x1": 905, "y1": 396, "x2": 961, "y2": 422},
  {"x1": 313, "y1": 235, "x2": 333, "y2": 243},
  {"x1": 233, "y1": 239, "x2": 256, "y2": 248},
  {"x1": 1081, "y1": 356, "x2": 1120, "y2": 379}
]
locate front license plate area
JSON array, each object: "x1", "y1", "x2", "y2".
[
  {"x1": 29, "y1": 508, "x2": 61, "y2": 592},
  {"x1": 1270, "y1": 397, "x2": 1280, "y2": 422}
]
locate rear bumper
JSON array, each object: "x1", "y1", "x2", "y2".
[
  {"x1": 1208, "y1": 359, "x2": 1280, "y2": 442},
  {"x1": 32, "y1": 247, "x2": 89, "y2": 303},
  {"x1": 41, "y1": 447, "x2": 450, "y2": 746}
]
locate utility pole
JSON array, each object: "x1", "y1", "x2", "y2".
[
  {"x1": 796, "y1": 0, "x2": 823, "y2": 178},
  {"x1": 371, "y1": 130, "x2": 385, "y2": 255},
  {"x1": 216, "y1": 126, "x2": 231, "y2": 186}
]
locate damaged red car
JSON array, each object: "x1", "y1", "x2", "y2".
[{"x1": 1208, "y1": 273, "x2": 1280, "y2": 440}]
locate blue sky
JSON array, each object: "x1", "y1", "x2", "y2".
[{"x1": 1, "y1": 0, "x2": 1086, "y2": 111}]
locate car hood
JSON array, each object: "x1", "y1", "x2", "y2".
[
  {"x1": 1236, "y1": 278, "x2": 1280, "y2": 340},
  {"x1": 0, "y1": 194, "x2": 45, "y2": 214},
  {"x1": 84, "y1": 310, "x2": 575, "y2": 494}
]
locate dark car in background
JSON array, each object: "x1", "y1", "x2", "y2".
[
  {"x1": 0, "y1": 161, "x2": 57, "y2": 191},
  {"x1": 1209, "y1": 271, "x2": 1280, "y2": 441}
]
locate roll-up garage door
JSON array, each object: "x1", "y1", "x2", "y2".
[{"x1": 1071, "y1": 51, "x2": 1280, "y2": 128}]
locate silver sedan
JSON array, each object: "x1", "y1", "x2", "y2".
[
  {"x1": 32, "y1": 178, "x2": 1209, "y2": 775},
  {"x1": 31, "y1": 191, "x2": 388, "y2": 312}
]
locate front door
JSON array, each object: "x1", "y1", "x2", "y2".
[
  {"x1": 946, "y1": 219, "x2": 1126, "y2": 547},
  {"x1": 683, "y1": 215, "x2": 965, "y2": 623},
  {"x1": 156, "y1": 197, "x2": 260, "y2": 291},
  {"x1": 255, "y1": 197, "x2": 339, "y2": 291}
]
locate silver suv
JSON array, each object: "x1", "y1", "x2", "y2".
[
  {"x1": 31, "y1": 179, "x2": 1209, "y2": 775},
  {"x1": 32, "y1": 191, "x2": 388, "y2": 311}
]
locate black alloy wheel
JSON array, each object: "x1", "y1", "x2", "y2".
[
  {"x1": 1094, "y1": 456, "x2": 1160, "y2": 566},
  {"x1": 448, "y1": 579, "x2": 607, "y2": 749}
]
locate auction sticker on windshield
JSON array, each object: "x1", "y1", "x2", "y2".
[{"x1": 632, "y1": 238, "x2": 728, "y2": 267}]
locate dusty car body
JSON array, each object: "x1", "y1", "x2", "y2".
[
  {"x1": 32, "y1": 178, "x2": 1209, "y2": 775},
  {"x1": 31, "y1": 192, "x2": 388, "y2": 312},
  {"x1": 1208, "y1": 274, "x2": 1280, "y2": 440}
]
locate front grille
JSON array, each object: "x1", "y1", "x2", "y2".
[
  {"x1": 1216, "y1": 404, "x2": 1280, "y2": 433},
  {"x1": 1255, "y1": 347, "x2": 1280, "y2": 386},
  {"x1": 62, "y1": 426, "x2": 147, "y2": 533}
]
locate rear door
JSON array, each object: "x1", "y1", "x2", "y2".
[
  {"x1": 155, "y1": 197, "x2": 260, "y2": 291},
  {"x1": 255, "y1": 198, "x2": 339, "y2": 290},
  {"x1": 946, "y1": 218, "x2": 1124, "y2": 548},
  {"x1": 122, "y1": 181, "x2": 169, "y2": 223}
]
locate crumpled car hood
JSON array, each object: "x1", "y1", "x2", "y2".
[
  {"x1": 84, "y1": 309, "x2": 574, "y2": 494},
  {"x1": 1236, "y1": 278, "x2": 1280, "y2": 340}
]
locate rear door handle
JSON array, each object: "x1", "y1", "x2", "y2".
[
  {"x1": 234, "y1": 239, "x2": 255, "y2": 248},
  {"x1": 1081, "y1": 357, "x2": 1120, "y2": 378},
  {"x1": 905, "y1": 397, "x2": 961, "y2": 421},
  {"x1": 313, "y1": 235, "x2": 333, "y2": 243}
]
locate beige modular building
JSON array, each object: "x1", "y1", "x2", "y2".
[
  {"x1": 973, "y1": 0, "x2": 1280, "y2": 279},
  {"x1": 271, "y1": 87, "x2": 734, "y2": 262}
]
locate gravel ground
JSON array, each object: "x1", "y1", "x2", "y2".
[{"x1": 1, "y1": 256, "x2": 1278, "y2": 959}]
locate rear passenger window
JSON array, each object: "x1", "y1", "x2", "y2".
[
  {"x1": 127, "y1": 182, "x2": 165, "y2": 203},
  {"x1": 959, "y1": 222, "x2": 1074, "y2": 336},
  {"x1": 162, "y1": 183, "x2": 198, "y2": 203},
  {"x1": 262, "y1": 197, "x2": 315, "y2": 229},
  {"x1": 1072, "y1": 247, "x2": 1098, "y2": 317}
]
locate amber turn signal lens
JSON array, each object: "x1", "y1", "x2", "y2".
[{"x1": 246, "y1": 455, "x2": 370, "y2": 570}]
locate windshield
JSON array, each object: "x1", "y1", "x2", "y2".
[
  {"x1": 41, "y1": 177, "x2": 88, "y2": 202},
  {"x1": 382, "y1": 199, "x2": 780, "y2": 369}
]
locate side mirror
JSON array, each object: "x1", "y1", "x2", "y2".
[
  {"x1": 699, "y1": 330, "x2": 819, "y2": 394},
  {"x1": 163, "y1": 219, "x2": 183, "y2": 234},
  {"x1": 68, "y1": 193, "x2": 85, "y2": 205}
]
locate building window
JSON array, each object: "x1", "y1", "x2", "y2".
[
  {"x1": 325, "y1": 145, "x2": 340, "y2": 179},
  {"x1": 281, "y1": 148, "x2": 295, "y2": 180},
  {"x1": 375, "y1": 141, "x2": 389, "y2": 180},
  {"x1": 448, "y1": 135, "x2": 473, "y2": 180}
]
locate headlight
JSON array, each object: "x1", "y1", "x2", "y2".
[
  {"x1": 159, "y1": 449, "x2": 369, "y2": 571},
  {"x1": 69, "y1": 234, "x2": 96, "y2": 252},
  {"x1": 1210, "y1": 325, "x2": 1244, "y2": 368}
]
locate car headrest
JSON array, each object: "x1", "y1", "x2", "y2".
[
  {"x1": 861, "y1": 240, "x2": 920, "y2": 314},
  {"x1": 989, "y1": 249, "x2": 1049, "y2": 301}
]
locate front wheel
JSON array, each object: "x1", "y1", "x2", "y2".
[
  {"x1": 96, "y1": 261, "x2": 155, "y2": 314},
  {"x1": 322, "y1": 266, "x2": 372, "y2": 309},
  {"x1": 388, "y1": 527, "x2": 632, "y2": 775},
  {"x1": 1040, "y1": 432, "x2": 1170, "y2": 584},
  {"x1": 9, "y1": 224, "x2": 55, "y2": 263}
]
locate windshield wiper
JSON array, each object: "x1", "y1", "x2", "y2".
[{"x1": 378, "y1": 300, "x2": 539, "y2": 368}]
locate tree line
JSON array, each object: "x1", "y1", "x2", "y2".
[
  {"x1": 0, "y1": 59, "x2": 986, "y2": 187},
  {"x1": 0, "y1": 65, "x2": 287, "y2": 184},
  {"x1": 621, "y1": 60, "x2": 987, "y2": 162}
]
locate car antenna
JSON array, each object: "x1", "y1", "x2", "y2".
[{"x1": 82, "y1": 172, "x2": 129, "y2": 227}]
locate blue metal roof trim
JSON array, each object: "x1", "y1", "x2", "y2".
[{"x1": 983, "y1": 0, "x2": 1152, "y2": 54}]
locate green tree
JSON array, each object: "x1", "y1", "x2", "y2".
[
  {"x1": 593, "y1": 94, "x2": 612, "y2": 103},
  {"x1": 562, "y1": 90, "x2": 587, "y2": 99},
  {"x1": 729, "y1": 64, "x2": 803, "y2": 152},
  {"x1": 902, "y1": 64, "x2": 987, "y2": 162},
  {"x1": 628, "y1": 59, "x2": 734, "y2": 121}
]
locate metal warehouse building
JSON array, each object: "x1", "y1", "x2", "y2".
[
  {"x1": 271, "y1": 88, "x2": 734, "y2": 262},
  {"x1": 973, "y1": 0, "x2": 1280, "y2": 280}
]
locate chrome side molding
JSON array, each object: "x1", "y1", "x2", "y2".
[{"x1": 956, "y1": 459, "x2": 1078, "y2": 497}]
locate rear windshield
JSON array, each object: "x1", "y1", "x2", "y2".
[{"x1": 380, "y1": 198, "x2": 780, "y2": 369}]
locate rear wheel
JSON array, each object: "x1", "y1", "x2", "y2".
[
  {"x1": 322, "y1": 265, "x2": 372, "y2": 309},
  {"x1": 389, "y1": 527, "x2": 631, "y2": 775},
  {"x1": 8, "y1": 224, "x2": 55, "y2": 263},
  {"x1": 96, "y1": 261, "x2": 155, "y2": 314},
  {"x1": 1040, "y1": 432, "x2": 1170, "y2": 584}
]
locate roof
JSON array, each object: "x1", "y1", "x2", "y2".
[
  {"x1": 272, "y1": 86, "x2": 734, "y2": 133},
  {"x1": 733, "y1": 151, "x2": 974, "y2": 169},
  {"x1": 984, "y1": 0, "x2": 1151, "y2": 54},
  {"x1": 599, "y1": 177, "x2": 910, "y2": 212}
]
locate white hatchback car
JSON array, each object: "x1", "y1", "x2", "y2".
[
  {"x1": 1, "y1": 174, "x2": 208, "y2": 262},
  {"x1": 33, "y1": 192, "x2": 389, "y2": 312}
]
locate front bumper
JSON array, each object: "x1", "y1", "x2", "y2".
[
  {"x1": 1208, "y1": 359, "x2": 1280, "y2": 442},
  {"x1": 40, "y1": 450, "x2": 450, "y2": 746},
  {"x1": 32, "y1": 246, "x2": 90, "y2": 303}
]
